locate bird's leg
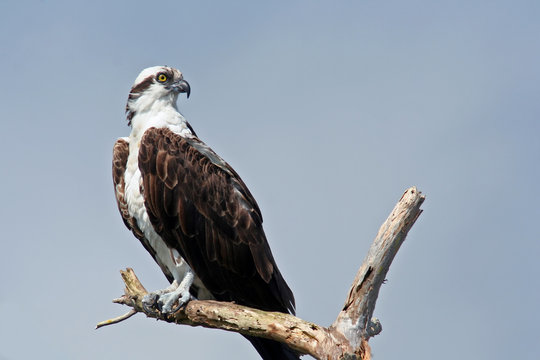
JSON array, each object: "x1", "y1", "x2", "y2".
[{"x1": 142, "y1": 270, "x2": 195, "y2": 314}]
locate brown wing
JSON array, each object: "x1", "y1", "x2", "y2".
[
  {"x1": 112, "y1": 138, "x2": 174, "y2": 282},
  {"x1": 138, "y1": 127, "x2": 295, "y2": 314}
]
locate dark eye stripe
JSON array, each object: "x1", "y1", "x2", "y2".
[{"x1": 129, "y1": 75, "x2": 154, "y2": 95}]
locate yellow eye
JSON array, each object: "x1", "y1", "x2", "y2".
[{"x1": 157, "y1": 73, "x2": 168, "y2": 82}]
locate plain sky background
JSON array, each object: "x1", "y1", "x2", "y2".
[{"x1": 1, "y1": 1, "x2": 538, "y2": 359}]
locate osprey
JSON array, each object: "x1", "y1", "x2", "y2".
[{"x1": 112, "y1": 66, "x2": 298, "y2": 360}]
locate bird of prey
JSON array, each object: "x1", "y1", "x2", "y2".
[{"x1": 112, "y1": 66, "x2": 298, "y2": 360}]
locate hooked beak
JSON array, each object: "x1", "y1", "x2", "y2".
[{"x1": 172, "y1": 79, "x2": 191, "y2": 98}]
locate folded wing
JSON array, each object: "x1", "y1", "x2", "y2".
[{"x1": 138, "y1": 127, "x2": 295, "y2": 314}]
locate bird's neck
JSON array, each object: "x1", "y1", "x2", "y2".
[
  {"x1": 128, "y1": 100, "x2": 193, "y2": 142},
  {"x1": 127, "y1": 90, "x2": 177, "y2": 120}
]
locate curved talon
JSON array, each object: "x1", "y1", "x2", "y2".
[
  {"x1": 142, "y1": 293, "x2": 160, "y2": 314},
  {"x1": 169, "y1": 302, "x2": 183, "y2": 313},
  {"x1": 168, "y1": 294, "x2": 193, "y2": 313}
]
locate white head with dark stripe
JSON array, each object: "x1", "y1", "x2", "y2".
[{"x1": 126, "y1": 66, "x2": 191, "y2": 125}]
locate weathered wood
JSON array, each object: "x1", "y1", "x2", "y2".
[
  {"x1": 98, "y1": 187, "x2": 425, "y2": 360},
  {"x1": 103, "y1": 268, "x2": 339, "y2": 358},
  {"x1": 332, "y1": 187, "x2": 425, "y2": 348}
]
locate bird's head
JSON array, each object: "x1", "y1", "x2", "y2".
[{"x1": 126, "y1": 66, "x2": 191, "y2": 125}]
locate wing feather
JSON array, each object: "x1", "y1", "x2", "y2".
[
  {"x1": 138, "y1": 127, "x2": 295, "y2": 314},
  {"x1": 112, "y1": 138, "x2": 174, "y2": 283}
]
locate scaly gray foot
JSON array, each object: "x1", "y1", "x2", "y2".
[{"x1": 142, "y1": 271, "x2": 195, "y2": 314}]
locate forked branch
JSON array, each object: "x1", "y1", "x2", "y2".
[{"x1": 98, "y1": 187, "x2": 425, "y2": 360}]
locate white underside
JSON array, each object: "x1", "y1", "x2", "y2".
[
  {"x1": 124, "y1": 161, "x2": 189, "y2": 281},
  {"x1": 122, "y1": 103, "x2": 211, "y2": 299}
]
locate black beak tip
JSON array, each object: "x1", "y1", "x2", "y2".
[{"x1": 181, "y1": 79, "x2": 191, "y2": 98}]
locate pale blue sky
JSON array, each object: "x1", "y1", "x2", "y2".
[{"x1": 1, "y1": 1, "x2": 539, "y2": 359}]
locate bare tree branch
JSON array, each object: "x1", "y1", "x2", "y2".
[
  {"x1": 95, "y1": 309, "x2": 137, "y2": 329},
  {"x1": 98, "y1": 186, "x2": 425, "y2": 360},
  {"x1": 332, "y1": 186, "x2": 425, "y2": 347}
]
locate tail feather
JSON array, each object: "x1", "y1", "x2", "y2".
[{"x1": 244, "y1": 336, "x2": 300, "y2": 360}]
